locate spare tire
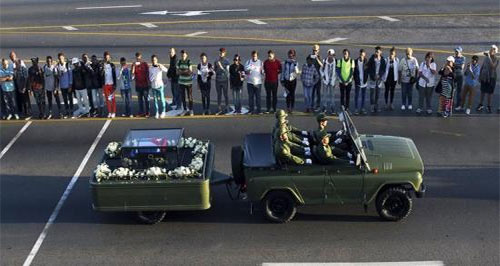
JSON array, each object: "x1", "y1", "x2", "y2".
[{"x1": 231, "y1": 146, "x2": 245, "y2": 185}]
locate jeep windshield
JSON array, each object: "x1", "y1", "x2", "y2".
[{"x1": 338, "y1": 111, "x2": 369, "y2": 168}]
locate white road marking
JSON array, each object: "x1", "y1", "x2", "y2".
[
  {"x1": 185, "y1": 31, "x2": 208, "y2": 37},
  {"x1": 0, "y1": 121, "x2": 32, "y2": 160},
  {"x1": 23, "y1": 119, "x2": 112, "y2": 266},
  {"x1": 474, "y1": 50, "x2": 488, "y2": 56},
  {"x1": 76, "y1": 5, "x2": 142, "y2": 10},
  {"x1": 62, "y1": 26, "x2": 78, "y2": 31},
  {"x1": 248, "y1": 19, "x2": 268, "y2": 25},
  {"x1": 378, "y1": 16, "x2": 401, "y2": 22},
  {"x1": 311, "y1": 0, "x2": 337, "y2": 2},
  {"x1": 141, "y1": 9, "x2": 248, "y2": 16},
  {"x1": 262, "y1": 262, "x2": 444, "y2": 266},
  {"x1": 140, "y1": 23, "x2": 158, "y2": 28},
  {"x1": 320, "y1": 37, "x2": 348, "y2": 43}
]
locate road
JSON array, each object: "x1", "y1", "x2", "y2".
[{"x1": 0, "y1": 0, "x2": 499, "y2": 265}]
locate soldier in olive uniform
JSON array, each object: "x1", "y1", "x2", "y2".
[
  {"x1": 313, "y1": 131, "x2": 352, "y2": 165},
  {"x1": 273, "y1": 109, "x2": 309, "y2": 146},
  {"x1": 274, "y1": 128, "x2": 312, "y2": 165},
  {"x1": 312, "y1": 113, "x2": 352, "y2": 159}
]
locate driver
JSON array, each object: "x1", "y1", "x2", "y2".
[
  {"x1": 274, "y1": 127, "x2": 312, "y2": 165},
  {"x1": 312, "y1": 114, "x2": 352, "y2": 159},
  {"x1": 313, "y1": 131, "x2": 354, "y2": 165},
  {"x1": 273, "y1": 109, "x2": 309, "y2": 146}
]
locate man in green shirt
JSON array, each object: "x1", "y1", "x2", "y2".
[
  {"x1": 336, "y1": 49, "x2": 355, "y2": 111},
  {"x1": 312, "y1": 113, "x2": 352, "y2": 159},
  {"x1": 177, "y1": 50, "x2": 194, "y2": 115},
  {"x1": 313, "y1": 130, "x2": 353, "y2": 165}
]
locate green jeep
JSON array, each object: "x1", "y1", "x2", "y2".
[{"x1": 231, "y1": 111, "x2": 426, "y2": 223}]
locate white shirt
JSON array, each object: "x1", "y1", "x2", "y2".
[
  {"x1": 149, "y1": 64, "x2": 168, "y2": 89},
  {"x1": 418, "y1": 62, "x2": 437, "y2": 87},
  {"x1": 244, "y1": 59, "x2": 263, "y2": 85},
  {"x1": 104, "y1": 63, "x2": 113, "y2": 85},
  {"x1": 321, "y1": 58, "x2": 337, "y2": 86}
]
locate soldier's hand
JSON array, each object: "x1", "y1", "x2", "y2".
[
  {"x1": 336, "y1": 130, "x2": 343, "y2": 137},
  {"x1": 347, "y1": 152, "x2": 353, "y2": 159},
  {"x1": 349, "y1": 160, "x2": 355, "y2": 165},
  {"x1": 302, "y1": 138, "x2": 309, "y2": 145},
  {"x1": 305, "y1": 159, "x2": 312, "y2": 165},
  {"x1": 304, "y1": 147, "x2": 311, "y2": 153},
  {"x1": 334, "y1": 138, "x2": 342, "y2": 145},
  {"x1": 301, "y1": 130, "x2": 309, "y2": 136},
  {"x1": 305, "y1": 150, "x2": 311, "y2": 156}
]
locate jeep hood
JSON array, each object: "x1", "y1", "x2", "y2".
[{"x1": 359, "y1": 135, "x2": 424, "y2": 174}]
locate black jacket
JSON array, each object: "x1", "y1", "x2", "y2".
[
  {"x1": 166, "y1": 55, "x2": 178, "y2": 81},
  {"x1": 366, "y1": 55, "x2": 386, "y2": 81},
  {"x1": 98, "y1": 61, "x2": 117, "y2": 87},
  {"x1": 354, "y1": 57, "x2": 368, "y2": 85},
  {"x1": 89, "y1": 62, "x2": 101, "y2": 89},
  {"x1": 229, "y1": 63, "x2": 245, "y2": 87},
  {"x1": 72, "y1": 65, "x2": 86, "y2": 90}
]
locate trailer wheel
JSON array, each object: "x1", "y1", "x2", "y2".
[
  {"x1": 231, "y1": 146, "x2": 245, "y2": 185},
  {"x1": 376, "y1": 187, "x2": 412, "y2": 221},
  {"x1": 137, "y1": 211, "x2": 166, "y2": 225},
  {"x1": 263, "y1": 191, "x2": 297, "y2": 223}
]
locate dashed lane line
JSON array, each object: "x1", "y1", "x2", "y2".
[
  {"x1": 248, "y1": 19, "x2": 268, "y2": 25},
  {"x1": 62, "y1": 26, "x2": 78, "y2": 31},
  {"x1": 0, "y1": 12, "x2": 497, "y2": 30},
  {"x1": 185, "y1": 31, "x2": 208, "y2": 37},
  {"x1": 76, "y1": 5, "x2": 142, "y2": 10},
  {"x1": 0, "y1": 121, "x2": 32, "y2": 160},
  {"x1": 0, "y1": 30, "x2": 484, "y2": 56},
  {"x1": 262, "y1": 262, "x2": 444, "y2": 266},
  {"x1": 22, "y1": 119, "x2": 112, "y2": 266},
  {"x1": 430, "y1": 129, "x2": 464, "y2": 137},
  {"x1": 377, "y1": 16, "x2": 401, "y2": 22},
  {"x1": 139, "y1": 23, "x2": 158, "y2": 28},
  {"x1": 320, "y1": 37, "x2": 349, "y2": 43}
]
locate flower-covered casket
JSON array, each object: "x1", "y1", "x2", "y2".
[{"x1": 90, "y1": 128, "x2": 215, "y2": 212}]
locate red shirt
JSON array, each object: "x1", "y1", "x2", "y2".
[
  {"x1": 263, "y1": 59, "x2": 282, "y2": 83},
  {"x1": 133, "y1": 61, "x2": 149, "y2": 88}
]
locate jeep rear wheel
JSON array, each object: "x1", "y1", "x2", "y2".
[
  {"x1": 137, "y1": 211, "x2": 166, "y2": 225},
  {"x1": 376, "y1": 187, "x2": 412, "y2": 221},
  {"x1": 231, "y1": 146, "x2": 245, "y2": 185},
  {"x1": 263, "y1": 191, "x2": 297, "y2": 223}
]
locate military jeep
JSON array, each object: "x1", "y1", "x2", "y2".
[{"x1": 231, "y1": 111, "x2": 426, "y2": 223}]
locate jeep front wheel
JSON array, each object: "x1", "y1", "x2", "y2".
[
  {"x1": 376, "y1": 187, "x2": 413, "y2": 221},
  {"x1": 263, "y1": 191, "x2": 297, "y2": 223}
]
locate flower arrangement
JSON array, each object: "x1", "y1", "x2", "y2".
[
  {"x1": 95, "y1": 138, "x2": 209, "y2": 182},
  {"x1": 105, "y1": 142, "x2": 122, "y2": 158}
]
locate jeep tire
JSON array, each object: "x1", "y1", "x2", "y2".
[
  {"x1": 231, "y1": 146, "x2": 245, "y2": 185},
  {"x1": 376, "y1": 187, "x2": 413, "y2": 221},
  {"x1": 263, "y1": 191, "x2": 297, "y2": 223}
]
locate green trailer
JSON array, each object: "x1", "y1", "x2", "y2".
[{"x1": 90, "y1": 128, "x2": 218, "y2": 224}]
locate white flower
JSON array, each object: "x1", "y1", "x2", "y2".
[
  {"x1": 104, "y1": 142, "x2": 122, "y2": 158},
  {"x1": 95, "y1": 163, "x2": 111, "y2": 182}
]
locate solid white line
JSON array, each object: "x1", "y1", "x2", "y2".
[
  {"x1": 168, "y1": 9, "x2": 248, "y2": 14},
  {"x1": 140, "y1": 23, "x2": 158, "y2": 28},
  {"x1": 23, "y1": 119, "x2": 112, "y2": 266},
  {"x1": 263, "y1": 262, "x2": 444, "y2": 266},
  {"x1": 0, "y1": 121, "x2": 32, "y2": 160},
  {"x1": 185, "y1": 31, "x2": 208, "y2": 36},
  {"x1": 248, "y1": 19, "x2": 268, "y2": 25},
  {"x1": 62, "y1": 26, "x2": 78, "y2": 31},
  {"x1": 311, "y1": 0, "x2": 337, "y2": 2},
  {"x1": 76, "y1": 5, "x2": 142, "y2": 10},
  {"x1": 320, "y1": 37, "x2": 348, "y2": 43},
  {"x1": 378, "y1": 16, "x2": 401, "y2": 22}
]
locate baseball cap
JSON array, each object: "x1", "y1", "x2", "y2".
[
  {"x1": 327, "y1": 49, "x2": 335, "y2": 55},
  {"x1": 446, "y1": 56, "x2": 455, "y2": 63},
  {"x1": 71, "y1": 57, "x2": 79, "y2": 64},
  {"x1": 492, "y1": 45, "x2": 498, "y2": 53},
  {"x1": 454, "y1": 46, "x2": 463, "y2": 53},
  {"x1": 219, "y1": 47, "x2": 226, "y2": 53}
]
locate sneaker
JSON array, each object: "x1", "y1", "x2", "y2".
[
  {"x1": 455, "y1": 106, "x2": 463, "y2": 112},
  {"x1": 107, "y1": 113, "x2": 112, "y2": 118},
  {"x1": 47, "y1": 113, "x2": 52, "y2": 120},
  {"x1": 401, "y1": 105, "x2": 406, "y2": 111},
  {"x1": 408, "y1": 105, "x2": 413, "y2": 110},
  {"x1": 354, "y1": 109, "x2": 359, "y2": 115},
  {"x1": 416, "y1": 108, "x2": 422, "y2": 114},
  {"x1": 370, "y1": 106, "x2": 375, "y2": 113},
  {"x1": 121, "y1": 113, "x2": 126, "y2": 117},
  {"x1": 426, "y1": 109, "x2": 433, "y2": 115},
  {"x1": 189, "y1": 110, "x2": 194, "y2": 116},
  {"x1": 71, "y1": 115, "x2": 76, "y2": 119},
  {"x1": 25, "y1": 116, "x2": 31, "y2": 121},
  {"x1": 361, "y1": 108, "x2": 367, "y2": 115},
  {"x1": 160, "y1": 112, "x2": 166, "y2": 119},
  {"x1": 110, "y1": 113, "x2": 115, "y2": 118},
  {"x1": 6, "y1": 114, "x2": 12, "y2": 120},
  {"x1": 129, "y1": 114, "x2": 134, "y2": 118},
  {"x1": 465, "y1": 108, "x2": 471, "y2": 115},
  {"x1": 155, "y1": 112, "x2": 160, "y2": 119},
  {"x1": 476, "y1": 104, "x2": 484, "y2": 112},
  {"x1": 443, "y1": 111, "x2": 449, "y2": 118}
]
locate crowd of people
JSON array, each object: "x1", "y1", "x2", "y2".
[{"x1": 0, "y1": 44, "x2": 498, "y2": 120}]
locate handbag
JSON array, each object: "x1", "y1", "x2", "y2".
[{"x1": 434, "y1": 77, "x2": 442, "y2": 93}]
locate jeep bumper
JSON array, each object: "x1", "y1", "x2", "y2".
[{"x1": 415, "y1": 183, "x2": 426, "y2": 198}]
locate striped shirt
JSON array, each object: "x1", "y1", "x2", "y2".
[{"x1": 177, "y1": 59, "x2": 192, "y2": 86}]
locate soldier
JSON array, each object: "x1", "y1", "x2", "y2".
[
  {"x1": 313, "y1": 131, "x2": 353, "y2": 165},
  {"x1": 312, "y1": 113, "x2": 352, "y2": 159},
  {"x1": 273, "y1": 109, "x2": 309, "y2": 146},
  {"x1": 274, "y1": 128, "x2": 312, "y2": 165}
]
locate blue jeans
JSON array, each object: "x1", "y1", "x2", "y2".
[
  {"x1": 303, "y1": 83, "x2": 314, "y2": 109},
  {"x1": 170, "y1": 79, "x2": 180, "y2": 109},
  {"x1": 232, "y1": 86, "x2": 242, "y2": 112},
  {"x1": 354, "y1": 84, "x2": 366, "y2": 110},
  {"x1": 120, "y1": 89, "x2": 131, "y2": 116},
  {"x1": 247, "y1": 83, "x2": 261, "y2": 114},
  {"x1": 401, "y1": 82, "x2": 414, "y2": 106},
  {"x1": 152, "y1": 86, "x2": 166, "y2": 114}
]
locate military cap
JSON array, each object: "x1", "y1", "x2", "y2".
[
  {"x1": 317, "y1": 130, "x2": 331, "y2": 140},
  {"x1": 316, "y1": 113, "x2": 328, "y2": 122},
  {"x1": 276, "y1": 109, "x2": 288, "y2": 119}
]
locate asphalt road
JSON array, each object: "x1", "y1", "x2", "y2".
[{"x1": 1, "y1": 1, "x2": 499, "y2": 265}]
